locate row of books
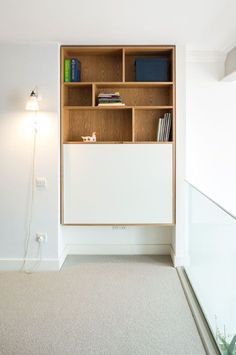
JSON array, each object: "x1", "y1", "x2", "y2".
[
  {"x1": 157, "y1": 113, "x2": 172, "y2": 141},
  {"x1": 64, "y1": 58, "x2": 80, "y2": 82},
  {"x1": 97, "y1": 92, "x2": 125, "y2": 107}
]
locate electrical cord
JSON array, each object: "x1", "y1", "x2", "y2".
[{"x1": 21, "y1": 116, "x2": 42, "y2": 273}]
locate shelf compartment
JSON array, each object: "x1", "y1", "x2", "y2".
[
  {"x1": 63, "y1": 108, "x2": 132, "y2": 143},
  {"x1": 64, "y1": 84, "x2": 92, "y2": 106},
  {"x1": 134, "y1": 108, "x2": 173, "y2": 142},
  {"x1": 95, "y1": 84, "x2": 172, "y2": 106},
  {"x1": 63, "y1": 47, "x2": 123, "y2": 82},
  {"x1": 124, "y1": 47, "x2": 173, "y2": 82}
]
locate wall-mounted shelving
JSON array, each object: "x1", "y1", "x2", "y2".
[
  {"x1": 60, "y1": 45, "x2": 176, "y2": 225},
  {"x1": 61, "y1": 46, "x2": 175, "y2": 144}
]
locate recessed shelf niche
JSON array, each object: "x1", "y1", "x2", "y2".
[
  {"x1": 60, "y1": 45, "x2": 176, "y2": 226},
  {"x1": 61, "y1": 45, "x2": 175, "y2": 144}
]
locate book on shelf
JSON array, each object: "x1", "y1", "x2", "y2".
[
  {"x1": 97, "y1": 92, "x2": 124, "y2": 106},
  {"x1": 157, "y1": 118, "x2": 163, "y2": 141},
  {"x1": 64, "y1": 59, "x2": 71, "y2": 82},
  {"x1": 98, "y1": 92, "x2": 120, "y2": 98},
  {"x1": 71, "y1": 58, "x2": 80, "y2": 82},
  {"x1": 157, "y1": 113, "x2": 172, "y2": 142},
  {"x1": 64, "y1": 58, "x2": 80, "y2": 82},
  {"x1": 98, "y1": 103, "x2": 125, "y2": 107},
  {"x1": 98, "y1": 99, "x2": 122, "y2": 103}
]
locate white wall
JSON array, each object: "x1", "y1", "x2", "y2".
[
  {"x1": 0, "y1": 43, "x2": 60, "y2": 269},
  {"x1": 186, "y1": 51, "x2": 236, "y2": 216},
  {"x1": 0, "y1": 42, "x2": 186, "y2": 269}
]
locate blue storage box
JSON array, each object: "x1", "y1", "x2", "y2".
[{"x1": 135, "y1": 57, "x2": 170, "y2": 82}]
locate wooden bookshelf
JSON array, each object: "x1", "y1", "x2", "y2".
[
  {"x1": 60, "y1": 45, "x2": 176, "y2": 225},
  {"x1": 61, "y1": 46, "x2": 175, "y2": 144}
]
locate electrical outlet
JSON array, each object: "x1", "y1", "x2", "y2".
[
  {"x1": 112, "y1": 226, "x2": 127, "y2": 230},
  {"x1": 35, "y1": 177, "x2": 47, "y2": 188},
  {"x1": 36, "y1": 233, "x2": 47, "y2": 243}
]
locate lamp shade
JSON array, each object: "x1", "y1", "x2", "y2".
[{"x1": 26, "y1": 89, "x2": 39, "y2": 111}]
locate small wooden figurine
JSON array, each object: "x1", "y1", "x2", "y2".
[{"x1": 81, "y1": 132, "x2": 96, "y2": 143}]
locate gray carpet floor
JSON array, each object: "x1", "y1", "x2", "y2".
[{"x1": 0, "y1": 256, "x2": 206, "y2": 355}]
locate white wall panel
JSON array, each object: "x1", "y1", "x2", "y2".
[{"x1": 64, "y1": 144, "x2": 172, "y2": 224}]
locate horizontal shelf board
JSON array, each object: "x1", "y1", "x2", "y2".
[
  {"x1": 134, "y1": 106, "x2": 173, "y2": 110},
  {"x1": 64, "y1": 141, "x2": 132, "y2": 144},
  {"x1": 63, "y1": 82, "x2": 92, "y2": 86},
  {"x1": 63, "y1": 82, "x2": 173, "y2": 87},
  {"x1": 132, "y1": 141, "x2": 173, "y2": 144},
  {"x1": 64, "y1": 141, "x2": 173, "y2": 144},
  {"x1": 62, "y1": 45, "x2": 174, "y2": 49},
  {"x1": 122, "y1": 82, "x2": 173, "y2": 86},
  {"x1": 62, "y1": 223, "x2": 175, "y2": 226},
  {"x1": 63, "y1": 106, "x2": 132, "y2": 110},
  {"x1": 96, "y1": 82, "x2": 173, "y2": 88},
  {"x1": 63, "y1": 106, "x2": 173, "y2": 110}
]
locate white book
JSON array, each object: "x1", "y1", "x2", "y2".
[
  {"x1": 98, "y1": 103, "x2": 125, "y2": 107},
  {"x1": 162, "y1": 113, "x2": 172, "y2": 141},
  {"x1": 157, "y1": 118, "x2": 163, "y2": 141},
  {"x1": 162, "y1": 113, "x2": 168, "y2": 141},
  {"x1": 161, "y1": 118, "x2": 166, "y2": 141},
  {"x1": 98, "y1": 92, "x2": 120, "y2": 97},
  {"x1": 164, "y1": 113, "x2": 169, "y2": 141},
  {"x1": 159, "y1": 118, "x2": 164, "y2": 141}
]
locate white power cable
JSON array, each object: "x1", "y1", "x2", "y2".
[{"x1": 21, "y1": 115, "x2": 42, "y2": 273}]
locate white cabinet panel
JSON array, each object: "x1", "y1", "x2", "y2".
[{"x1": 63, "y1": 144, "x2": 173, "y2": 224}]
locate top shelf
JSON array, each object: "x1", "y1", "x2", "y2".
[
  {"x1": 62, "y1": 45, "x2": 174, "y2": 83},
  {"x1": 62, "y1": 46, "x2": 174, "y2": 55}
]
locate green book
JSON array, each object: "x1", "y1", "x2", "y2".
[{"x1": 64, "y1": 59, "x2": 71, "y2": 82}]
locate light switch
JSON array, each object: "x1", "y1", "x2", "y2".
[{"x1": 35, "y1": 177, "x2": 47, "y2": 188}]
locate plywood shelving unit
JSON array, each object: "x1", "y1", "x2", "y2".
[
  {"x1": 61, "y1": 46, "x2": 175, "y2": 144},
  {"x1": 60, "y1": 45, "x2": 176, "y2": 225}
]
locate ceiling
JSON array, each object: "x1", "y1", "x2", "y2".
[{"x1": 0, "y1": 0, "x2": 235, "y2": 51}]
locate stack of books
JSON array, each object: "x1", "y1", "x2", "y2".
[
  {"x1": 64, "y1": 58, "x2": 80, "y2": 82},
  {"x1": 157, "y1": 113, "x2": 172, "y2": 141},
  {"x1": 97, "y1": 92, "x2": 125, "y2": 107}
]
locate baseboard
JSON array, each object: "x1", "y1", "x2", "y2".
[
  {"x1": 0, "y1": 244, "x2": 172, "y2": 271},
  {"x1": 170, "y1": 246, "x2": 184, "y2": 267},
  {"x1": 64, "y1": 243, "x2": 171, "y2": 256},
  {"x1": 0, "y1": 258, "x2": 61, "y2": 271}
]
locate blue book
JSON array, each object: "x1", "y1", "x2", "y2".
[
  {"x1": 71, "y1": 58, "x2": 80, "y2": 82},
  {"x1": 135, "y1": 57, "x2": 170, "y2": 82}
]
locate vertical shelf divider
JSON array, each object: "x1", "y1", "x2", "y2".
[
  {"x1": 132, "y1": 107, "x2": 135, "y2": 142},
  {"x1": 92, "y1": 83, "x2": 96, "y2": 107},
  {"x1": 122, "y1": 48, "x2": 125, "y2": 82}
]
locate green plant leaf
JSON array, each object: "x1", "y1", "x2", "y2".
[{"x1": 228, "y1": 335, "x2": 236, "y2": 353}]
